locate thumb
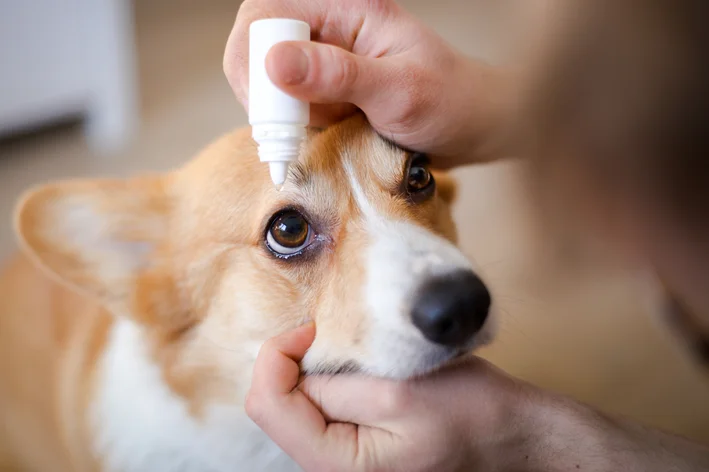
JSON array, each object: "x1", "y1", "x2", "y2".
[{"x1": 266, "y1": 41, "x2": 384, "y2": 109}]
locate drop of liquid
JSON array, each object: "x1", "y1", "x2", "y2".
[{"x1": 275, "y1": 184, "x2": 284, "y2": 192}]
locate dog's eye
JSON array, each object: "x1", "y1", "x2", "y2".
[
  {"x1": 408, "y1": 166, "x2": 432, "y2": 191},
  {"x1": 407, "y1": 153, "x2": 434, "y2": 193},
  {"x1": 266, "y1": 210, "x2": 314, "y2": 256}
]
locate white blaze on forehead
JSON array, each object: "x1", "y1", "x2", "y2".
[{"x1": 343, "y1": 161, "x2": 378, "y2": 221}]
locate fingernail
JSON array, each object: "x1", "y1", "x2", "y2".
[{"x1": 271, "y1": 43, "x2": 309, "y2": 85}]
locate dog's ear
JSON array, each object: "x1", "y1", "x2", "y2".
[
  {"x1": 14, "y1": 177, "x2": 172, "y2": 313},
  {"x1": 433, "y1": 172, "x2": 457, "y2": 204}
]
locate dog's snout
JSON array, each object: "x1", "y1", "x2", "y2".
[{"x1": 411, "y1": 270, "x2": 491, "y2": 347}]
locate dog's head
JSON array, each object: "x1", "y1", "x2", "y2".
[{"x1": 15, "y1": 115, "x2": 495, "y2": 401}]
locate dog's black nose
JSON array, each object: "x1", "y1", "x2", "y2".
[{"x1": 411, "y1": 270, "x2": 491, "y2": 347}]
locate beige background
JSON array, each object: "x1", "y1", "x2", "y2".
[{"x1": 1, "y1": 0, "x2": 707, "y2": 441}]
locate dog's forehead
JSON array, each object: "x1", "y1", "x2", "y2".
[
  {"x1": 294, "y1": 117, "x2": 407, "y2": 195},
  {"x1": 182, "y1": 115, "x2": 406, "y2": 194},
  {"x1": 174, "y1": 116, "x2": 409, "y2": 240}
]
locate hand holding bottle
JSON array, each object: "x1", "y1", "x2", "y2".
[{"x1": 225, "y1": 0, "x2": 510, "y2": 166}]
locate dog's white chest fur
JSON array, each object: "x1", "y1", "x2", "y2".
[{"x1": 90, "y1": 319, "x2": 300, "y2": 472}]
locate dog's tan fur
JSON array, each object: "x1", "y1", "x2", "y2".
[{"x1": 0, "y1": 115, "x2": 481, "y2": 471}]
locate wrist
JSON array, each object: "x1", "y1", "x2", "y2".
[
  {"x1": 496, "y1": 386, "x2": 709, "y2": 472},
  {"x1": 489, "y1": 385, "x2": 616, "y2": 472}
]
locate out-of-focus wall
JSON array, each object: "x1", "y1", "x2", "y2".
[{"x1": 0, "y1": 0, "x2": 138, "y2": 151}]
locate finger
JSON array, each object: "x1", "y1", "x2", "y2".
[
  {"x1": 298, "y1": 357, "x2": 508, "y2": 427},
  {"x1": 298, "y1": 374, "x2": 412, "y2": 427},
  {"x1": 246, "y1": 324, "x2": 359, "y2": 470},
  {"x1": 224, "y1": 0, "x2": 392, "y2": 109},
  {"x1": 266, "y1": 41, "x2": 389, "y2": 110},
  {"x1": 252, "y1": 322, "x2": 315, "y2": 394}
]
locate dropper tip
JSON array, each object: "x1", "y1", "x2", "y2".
[{"x1": 269, "y1": 162, "x2": 289, "y2": 189}]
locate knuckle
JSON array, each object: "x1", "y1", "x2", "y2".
[
  {"x1": 393, "y1": 64, "x2": 435, "y2": 124},
  {"x1": 223, "y1": 51, "x2": 246, "y2": 90},
  {"x1": 329, "y1": 49, "x2": 360, "y2": 96},
  {"x1": 244, "y1": 390, "x2": 266, "y2": 423},
  {"x1": 234, "y1": 0, "x2": 259, "y2": 22},
  {"x1": 223, "y1": 0, "x2": 276, "y2": 82},
  {"x1": 243, "y1": 390, "x2": 258, "y2": 416},
  {"x1": 310, "y1": 383, "x2": 325, "y2": 409},
  {"x1": 394, "y1": 96, "x2": 423, "y2": 127},
  {"x1": 223, "y1": 6, "x2": 252, "y2": 92},
  {"x1": 259, "y1": 337, "x2": 279, "y2": 356}
]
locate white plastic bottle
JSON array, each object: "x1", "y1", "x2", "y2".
[{"x1": 249, "y1": 18, "x2": 311, "y2": 188}]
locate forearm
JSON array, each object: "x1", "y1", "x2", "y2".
[
  {"x1": 601, "y1": 411, "x2": 709, "y2": 472},
  {"x1": 504, "y1": 392, "x2": 709, "y2": 472}
]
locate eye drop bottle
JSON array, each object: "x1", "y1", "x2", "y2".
[{"x1": 249, "y1": 18, "x2": 311, "y2": 188}]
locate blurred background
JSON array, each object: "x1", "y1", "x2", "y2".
[{"x1": 1, "y1": 0, "x2": 708, "y2": 442}]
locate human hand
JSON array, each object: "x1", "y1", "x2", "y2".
[
  {"x1": 247, "y1": 324, "x2": 709, "y2": 472},
  {"x1": 224, "y1": 0, "x2": 510, "y2": 167},
  {"x1": 245, "y1": 323, "x2": 535, "y2": 471}
]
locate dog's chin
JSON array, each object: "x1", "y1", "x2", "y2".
[
  {"x1": 303, "y1": 360, "x2": 363, "y2": 376},
  {"x1": 381, "y1": 328, "x2": 497, "y2": 379},
  {"x1": 302, "y1": 322, "x2": 496, "y2": 380},
  {"x1": 304, "y1": 345, "x2": 478, "y2": 380},
  {"x1": 396, "y1": 346, "x2": 477, "y2": 380}
]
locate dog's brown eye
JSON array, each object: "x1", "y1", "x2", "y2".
[
  {"x1": 408, "y1": 166, "x2": 432, "y2": 191},
  {"x1": 266, "y1": 210, "x2": 313, "y2": 256},
  {"x1": 407, "y1": 154, "x2": 433, "y2": 193}
]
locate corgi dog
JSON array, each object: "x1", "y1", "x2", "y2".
[{"x1": 0, "y1": 114, "x2": 495, "y2": 472}]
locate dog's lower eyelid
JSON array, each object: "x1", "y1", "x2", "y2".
[{"x1": 265, "y1": 232, "x2": 322, "y2": 261}]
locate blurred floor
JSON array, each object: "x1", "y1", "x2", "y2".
[{"x1": 1, "y1": 0, "x2": 708, "y2": 441}]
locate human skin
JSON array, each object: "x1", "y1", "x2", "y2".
[
  {"x1": 224, "y1": 0, "x2": 511, "y2": 168},
  {"x1": 246, "y1": 323, "x2": 709, "y2": 472}
]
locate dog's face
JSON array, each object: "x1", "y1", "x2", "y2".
[{"x1": 15, "y1": 115, "x2": 494, "y2": 404}]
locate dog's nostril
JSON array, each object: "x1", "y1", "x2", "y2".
[{"x1": 411, "y1": 270, "x2": 491, "y2": 347}]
